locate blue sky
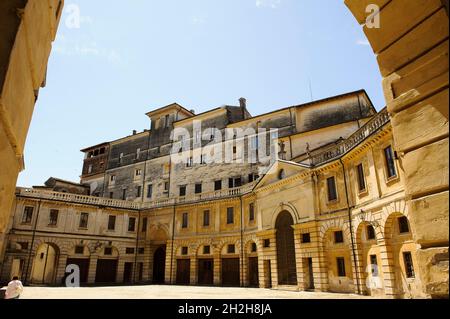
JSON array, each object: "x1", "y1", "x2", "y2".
[{"x1": 18, "y1": 0, "x2": 383, "y2": 187}]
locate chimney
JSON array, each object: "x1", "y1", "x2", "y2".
[
  {"x1": 132, "y1": 130, "x2": 137, "y2": 135},
  {"x1": 239, "y1": 97, "x2": 247, "y2": 119}
]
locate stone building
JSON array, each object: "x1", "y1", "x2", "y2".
[{"x1": 2, "y1": 90, "x2": 447, "y2": 298}]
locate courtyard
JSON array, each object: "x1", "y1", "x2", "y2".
[{"x1": 12, "y1": 285, "x2": 371, "y2": 299}]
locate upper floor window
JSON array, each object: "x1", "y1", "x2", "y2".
[
  {"x1": 384, "y1": 145, "x2": 397, "y2": 179},
  {"x1": 141, "y1": 217, "x2": 148, "y2": 233},
  {"x1": 203, "y1": 210, "x2": 210, "y2": 227},
  {"x1": 226, "y1": 207, "x2": 234, "y2": 224},
  {"x1": 22, "y1": 206, "x2": 34, "y2": 224},
  {"x1": 367, "y1": 225, "x2": 376, "y2": 240},
  {"x1": 186, "y1": 157, "x2": 193, "y2": 168},
  {"x1": 179, "y1": 185, "x2": 187, "y2": 197},
  {"x1": 356, "y1": 163, "x2": 366, "y2": 192},
  {"x1": 164, "y1": 181, "x2": 170, "y2": 192},
  {"x1": 398, "y1": 216, "x2": 410, "y2": 234},
  {"x1": 49, "y1": 209, "x2": 59, "y2": 226},
  {"x1": 214, "y1": 180, "x2": 222, "y2": 191},
  {"x1": 87, "y1": 164, "x2": 93, "y2": 174},
  {"x1": 108, "y1": 215, "x2": 116, "y2": 231},
  {"x1": 327, "y1": 176, "x2": 338, "y2": 202},
  {"x1": 195, "y1": 183, "x2": 202, "y2": 194},
  {"x1": 249, "y1": 203, "x2": 255, "y2": 222},
  {"x1": 182, "y1": 212, "x2": 188, "y2": 229},
  {"x1": 128, "y1": 217, "x2": 136, "y2": 232},
  {"x1": 110, "y1": 175, "x2": 116, "y2": 183},
  {"x1": 229, "y1": 177, "x2": 242, "y2": 189},
  {"x1": 135, "y1": 169, "x2": 142, "y2": 177},
  {"x1": 79, "y1": 213, "x2": 89, "y2": 228},
  {"x1": 147, "y1": 184, "x2": 153, "y2": 199},
  {"x1": 119, "y1": 153, "x2": 124, "y2": 164},
  {"x1": 136, "y1": 148, "x2": 141, "y2": 160}
]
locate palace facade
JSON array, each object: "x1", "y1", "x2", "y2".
[{"x1": 0, "y1": 90, "x2": 446, "y2": 298}]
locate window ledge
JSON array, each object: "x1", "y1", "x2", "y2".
[{"x1": 385, "y1": 175, "x2": 400, "y2": 185}]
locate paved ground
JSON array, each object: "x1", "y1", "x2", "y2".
[{"x1": 8, "y1": 285, "x2": 372, "y2": 299}]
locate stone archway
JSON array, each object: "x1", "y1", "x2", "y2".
[
  {"x1": 152, "y1": 245, "x2": 166, "y2": 284},
  {"x1": 31, "y1": 243, "x2": 60, "y2": 285},
  {"x1": 275, "y1": 211, "x2": 297, "y2": 286}
]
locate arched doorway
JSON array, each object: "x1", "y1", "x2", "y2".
[
  {"x1": 275, "y1": 211, "x2": 297, "y2": 285},
  {"x1": 31, "y1": 243, "x2": 60, "y2": 285},
  {"x1": 153, "y1": 245, "x2": 166, "y2": 284}
]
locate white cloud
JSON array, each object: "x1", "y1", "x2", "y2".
[
  {"x1": 191, "y1": 16, "x2": 206, "y2": 25},
  {"x1": 256, "y1": 0, "x2": 281, "y2": 9},
  {"x1": 356, "y1": 39, "x2": 370, "y2": 46}
]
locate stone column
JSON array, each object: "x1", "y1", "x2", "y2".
[
  {"x1": 55, "y1": 254, "x2": 68, "y2": 286},
  {"x1": 213, "y1": 253, "x2": 221, "y2": 286},
  {"x1": 87, "y1": 256, "x2": 98, "y2": 284},
  {"x1": 190, "y1": 256, "x2": 197, "y2": 285},
  {"x1": 377, "y1": 239, "x2": 398, "y2": 298}
]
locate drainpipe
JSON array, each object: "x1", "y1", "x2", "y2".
[
  {"x1": 239, "y1": 196, "x2": 244, "y2": 287},
  {"x1": 169, "y1": 204, "x2": 176, "y2": 284},
  {"x1": 339, "y1": 158, "x2": 361, "y2": 295},
  {"x1": 23, "y1": 199, "x2": 42, "y2": 286},
  {"x1": 133, "y1": 210, "x2": 141, "y2": 284}
]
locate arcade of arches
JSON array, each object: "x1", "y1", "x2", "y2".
[{"x1": 0, "y1": 0, "x2": 448, "y2": 299}]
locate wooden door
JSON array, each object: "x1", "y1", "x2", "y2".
[
  {"x1": 176, "y1": 259, "x2": 191, "y2": 285},
  {"x1": 95, "y1": 259, "x2": 118, "y2": 284},
  {"x1": 276, "y1": 212, "x2": 297, "y2": 285},
  {"x1": 221, "y1": 258, "x2": 240, "y2": 287},
  {"x1": 198, "y1": 259, "x2": 214, "y2": 286},
  {"x1": 66, "y1": 258, "x2": 89, "y2": 284},
  {"x1": 248, "y1": 257, "x2": 259, "y2": 287},
  {"x1": 153, "y1": 246, "x2": 166, "y2": 284}
]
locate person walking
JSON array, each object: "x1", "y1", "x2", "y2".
[{"x1": 4, "y1": 276, "x2": 24, "y2": 299}]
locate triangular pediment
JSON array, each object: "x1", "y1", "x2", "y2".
[{"x1": 253, "y1": 160, "x2": 310, "y2": 190}]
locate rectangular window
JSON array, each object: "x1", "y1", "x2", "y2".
[
  {"x1": 227, "y1": 244, "x2": 235, "y2": 254},
  {"x1": 182, "y1": 213, "x2": 188, "y2": 228},
  {"x1": 181, "y1": 247, "x2": 188, "y2": 255},
  {"x1": 384, "y1": 145, "x2": 397, "y2": 178},
  {"x1": 22, "y1": 206, "x2": 34, "y2": 224},
  {"x1": 367, "y1": 225, "x2": 376, "y2": 240},
  {"x1": 109, "y1": 192, "x2": 114, "y2": 199},
  {"x1": 264, "y1": 239, "x2": 270, "y2": 248},
  {"x1": 128, "y1": 217, "x2": 136, "y2": 232},
  {"x1": 251, "y1": 243, "x2": 257, "y2": 252},
  {"x1": 49, "y1": 209, "x2": 59, "y2": 226},
  {"x1": 214, "y1": 180, "x2": 222, "y2": 191},
  {"x1": 75, "y1": 246, "x2": 84, "y2": 255},
  {"x1": 88, "y1": 164, "x2": 93, "y2": 174},
  {"x1": 136, "y1": 148, "x2": 141, "y2": 160},
  {"x1": 203, "y1": 210, "x2": 210, "y2": 227},
  {"x1": 186, "y1": 157, "x2": 193, "y2": 168},
  {"x1": 356, "y1": 163, "x2": 366, "y2": 192},
  {"x1": 229, "y1": 177, "x2": 242, "y2": 188},
  {"x1": 126, "y1": 247, "x2": 135, "y2": 254},
  {"x1": 164, "y1": 181, "x2": 169, "y2": 192},
  {"x1": 110, "y1": 175, "x2": 116, "y2": 182},
  {"x1": 122, "y1": 189, "x2": 127, "y2": 200},
  {"x1": 138, "y1": 247, "x2": 145, "y2": 254},
  {"x1": 334, "y1": 231, "x2": 344, "y2": 243},
  {"x1": 370, "y1": 255, "x2": 378, "y2": 276},
  {"x1": 147, "y1": 184, "x2": 153, "y2": 199},
  {"x1": 403, "y1": 252, "x2": 415, "y2": 278},
  {"x1": 179, "y1": 185, "x2": 186, "y2": 197},
  {"x1": 301, "y1": 233, "x2": 311, "y2": 243},
  {"x1": 226, "y1": 207, "x2": 234, "y2": 224},
  {"x1": 136, "y1": 186, "x2": 142, "y2": 198},
  {"x1": 79, "y1": 213, "x2": 89, "y2": 228},
  {"x1": 108, "y1": 215, "x2": 116, "y2": 231},
  {"x1": 18, "y1": 242, "x2": 29, "y2": 250},
  {"x1": 249, "y1": 203, "x2": 255, "y2": 222},
  {"x1": 135, "y1": 169, "x2": 142, "y2": 176},
  {"x1": 195, "y1": 183, "x2": 202, "y2": 194},
  {"x1": 203, "y1": 246, "x2": 210, "y2": 254},
  {"x1": 337, "y1": 257, "x2": 346, "y2": 277},
  {"x1": 104, "y1": 247, "x2": 113, "y2": 255},
  {"x1": 327, "y1": 176, "x2": 338, "y2": 202},
  {"x1": 398, "y1": 216, "x2": 410, "y2": 234},
  {"x1": 142, "y1": 217, "x2": 148, "y2": 233}
]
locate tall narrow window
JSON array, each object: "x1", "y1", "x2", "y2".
[
  {"x1": 195, "y1": 183, "x2": 202, "y2": 194},
  {"x1": 370, "y1": 255, "x2": 379, "y2": 276},
  {"x1": 403, "y1": 252, "x2": 415, "y2": 278},
  {"x1": 182, "y1": 213, "x2": 188, "y2": 229},
  {"x1": 164, "y1": 181, "x2": 170, "y2": 192},
  {"x1": 227, "y1": 207, "x2": 234, "y2": 224},
  {"x1": 186, "y1": 157, "x2": 193, "y2": 167},
  {"x1": 203, "y1": 210, "x2": 210, "y2": 227},
  {"x1": 109, "y1": 192, "x2": 114, "y2": 199},
  {"x1": 108, "y1": 215, "x2": 116, "y2": 231},
  {"x1": 356, "y1": 163, "x2": 366, "y2": 192},
  {"x1": 135, "y1": 169, "x2": 142, "y2": 177},
  {"x1": 337, "y1": 257, "x2": 346, "y2": 277},
  {"x1": 147, "y1": 184, "x2": 153, "y2": 199},
  {"x1": 136, "y1": 186, "x2": 142, "y2": 198},
  {"x1": 398, "y1": 216, "x2": 410, "y2": 234},
  {"x1": 49, "y1": 209, "x2": 59, "y2": 226},
  {"x1": 142, "y1": 217, "x2": 148, "y2": 233},
  {"x1": 367, "y1": 225, "x2": 376, "y2": 240},
  {"x1": 79, "y1": 213, "x2": 89, "y2": 228},
  {"x1": 22, "y1": 207, "x2": 34, "y2": 224},
  {"x1": 179, "y1": 185, "x2": 187, "y2": 197},
  {"x1": 88, "y1": 164, "x2": 93, "y2": 174},
  {"x1": 249, "y1": 203, "x2": 255, "y2": 222},
  {"x1": 384, "y1": 145, "x2": 397, "y2": 178},
  {"x1": 128, "y1": 217, "x2": 136, "y2": 232},
  {"x1": 214, "y1": 180, "x2": 222, "y2": 191},
  {"x1": 227, "y1": 244, "x2": 235, "y2": 254},
  {"x1": 327, "y1": 176, "x2": 337, "y2": 202},
  {"x1": 122, "y1": 189, "x2": 127, "y2": 200}
]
